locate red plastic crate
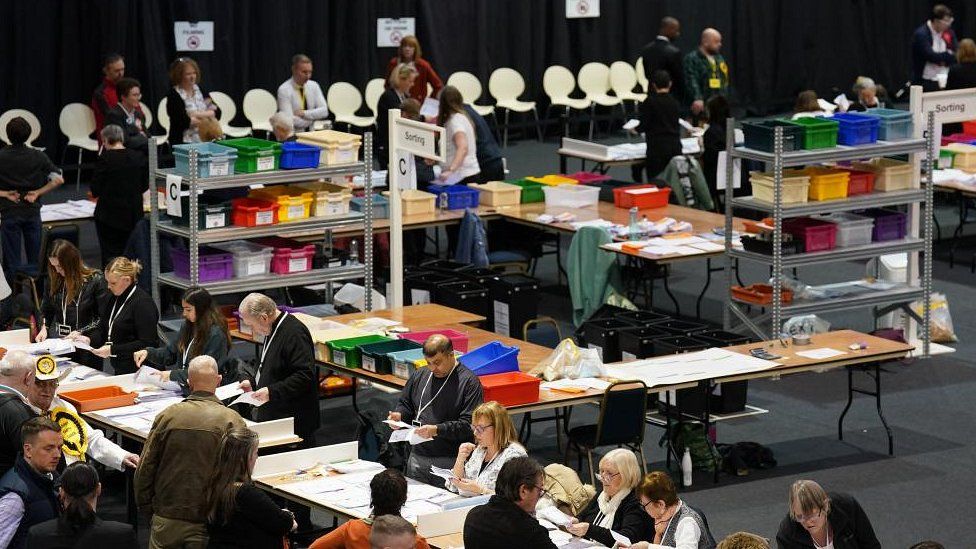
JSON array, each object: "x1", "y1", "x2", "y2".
[
  {"x1": 231, "y1": 197, "x2": 278, "y2": 227},
  {"x1": 963, "y1": 121, "x2": 976, "y2": 136},
  {"x1": 782, "y1": 217, "x2": 837, "y2": 252},
  {"x1": 838, "y1": 168, "x2": 875, "y2": 195},
  {"x1": 565, "y1": 172, "x2": 611, "y2": 184},
  {"x1": 479, "y1": 372, "x2": 541, "y2": 407},
  {"x1": 612, "y1": 185, "x2": 671, "y2": 209}
]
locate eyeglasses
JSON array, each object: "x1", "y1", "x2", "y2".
[
  {"x1": 472, "y1": 424, "x2": 493, "y2": 435},
  {"x1": 793, "y1": 509, "x2": 823, "y2": 523},
  {"x1": 598, "y1": 471, "x2": 620, "y2": 483},
  {"x1": 639, "y1": 498, "x2": 656, "y2": 512},
  {"x1": 534, "y1": 485, "x2": 549, "y2": 497}
]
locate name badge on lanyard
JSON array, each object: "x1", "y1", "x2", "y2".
[
  {"x1": 58, "y1": 292, "x2": 80, "y2": 337},
  {"x1": 107, "y1": 286, "x2": 137, "y2": 345}
]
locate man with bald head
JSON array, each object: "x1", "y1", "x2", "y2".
[
  {"x1": 640, "y1": 16, "x2": 686, "y2": 103},
  {"x1": 135, "y1": 355, "x2": 245, "y2": 549},
  {"x1": 684, "y1": 27, "x2": 729, "y2": 117},
  {"x1": 389, "y1": 334, "x2": 483, "y2": 486},
  {"x1": 0, "y1": 351, "x2": 38, "y2": 477}
]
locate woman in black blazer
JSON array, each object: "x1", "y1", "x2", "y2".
[
  {"x1": 375, "y1": 63, "x2": 419, "y2": 169},
  {"x1": 776, "y1": 480, "x2": 880, "y2": 549},
  {"x1": 566, "y1": 449, "x2": 652, "y2": 546},
  {"x1": 89, "y1": 125, "x2": 148, "y2": 267},
  {"x1": 27, "y1": 462, "x2": 137, "y2": 549},
  {"x1": 166, "y1": 57, "x2": 221, "y2": 146},
  {"x1": 91, "y1": 257, "x2": 159, "y2": 375}
]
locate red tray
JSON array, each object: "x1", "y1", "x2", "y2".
[
  {"x1": 480, "y1": 372, "x2": 541, "y2": 407},
  {"x1": 612, "y1": 185, "x2": 671, "y2": 209}
]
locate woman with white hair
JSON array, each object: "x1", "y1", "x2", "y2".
[
  {"x1": 846, "y1": 77, "x2": 885, "y2": 112},
  {"x1": 566, "y1": 449, "x2": 651, "y2": 546},
  {"x1": 776, "y1": 479, "x2": 880, "y2": 549}
]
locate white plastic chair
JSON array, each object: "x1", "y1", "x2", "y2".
[
  {"x1": 447, "y1": 71, "x2": 495, "y2": 118},
  {"x1": 578, "y1": 62, "x2": 624, "y2": 140},
  {"x1": 542, "y1": 65, "x2": 592, "y2": 138},
  {"x1": 635, "y1": 57, "x2": 649, "y2": 93},
  {"x1": 58, "y1": 103, "x2": 99, "y2": 187},
  {"x1": 0, "y1": 109, "x2": 44, "y2": 149},
  {"x1": 242, "y1": 89, "x2": 277, "y2": 135},
  {"x1": 327, "y1": 82, "x2": 375, "y2": 130},
  {"x1": 488, "y1": 68, "x2": 542, "y2": 146},
  {"x1": 156, "y1": 98, "x2": 170, "y2": 145},
  {"x1": 139, "y1": 101, "x2": 154, "y2": 132},
  {"x1": 209, "y1": 91, "x2": 251, "y2": 138},
  {"x1": 364, "y1": 78, "x2": 386, "y2": 118},
  {"x1": 610, "y1": 61, "x2": 647, "y2": 112}
]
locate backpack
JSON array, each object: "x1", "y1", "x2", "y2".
[
  {"x1": 660, "y1": 421, "x2": 721, "y2": 472},
  {"x1": 717, "y1": 441, "x2": 777, "y2": 476},
  {"x1": 355, "y1": 409, "x2": 407, "y2": 470}
]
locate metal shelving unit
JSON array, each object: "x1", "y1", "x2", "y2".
[
  {"x1": 722, "y1": 114, "x2": 935, "y2": 355},
  {"x1": 148, "y1": 134, "x2": 375, "y2": 310}
]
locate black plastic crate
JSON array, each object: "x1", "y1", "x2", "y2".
[
  {"x1": 436, "y1": 280, "x2": 491, "y2": 320},
  {"x1": 616, "y1": 310, "x2": 671, "y2": 327},
  {"x1": 619, "y1": 325, "x2": 671, "y2": 360},
  {"x1": 694, "y1": 329, "x2": 753, "y2": 413},
  {"x1": 404, "y1": 272, "x2": 460, "y2": 305},
  {"x1": 653, "y1": 336, "x2": 711, "y2": 417},
  {"x1": 487, "y1": 274, "x2": 540, "y2": 339},
  {"x1": 741, "y1": 235, "x2": 803, "y2": 255},
  {"x1": 693, "y1": 329, "x2": 752, "y2": 347},
  {"x1": 574, "y1": 304, "x2": 634, "y2": 342},
  {"x1": 742, "y1": 119, "x2": 805, "y2": 152},
  {"x1": 420, "y1": 259, "x2": 474, "y2": 272},
  {"x1": 580, "y1": 318, "x2": 632, "y2": 363},
  {"x1": 652, "y1": 320, "x2": 710, "y2": 337},
  {"x1": 464, "y1": 267, "x2": 504, "y2": 286}
]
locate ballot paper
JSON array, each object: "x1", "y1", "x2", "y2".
[
  {"x1": 795, "y1": 348, "x2": 848, "y2": 360},
  {"x1": 429, "y1": 465, "x2": 456, "y2": 481},
  {"x1": 541, "y1": 378, "x2": 611, "y2": 392},
  {"x1": 622, "y1": 119, "x2": 640, "y2": 131},
  {"x1": 407, "y1": 483, "x2": 446, "y2": 502},
  {"x1": 12, "y1": 338, "x2": 76, "y2": 356},
  {"x1": 610, "y1": 530, "x2": 632, "y2": 546},
  {"x1": 230, "y1": 391, "x2": 266, "y2": 407},
  {"x1": 295, "y1": 476, "x2": 351, "y2": 495},
  {"x1": 420, "y1": 97, "x2": 440, "y2": 119},
  {"x1": 214, "y1": 383, "x2": 244, "y2": 401},
  {"x1": 332, "y1": 486, "x2": 372, "y2": 509},
  {"x1": 537, "y1": 504, "x2": 574, "y2": 527},
  {"x1": 134, "y1": 366, "x2": 181, "y2": 392},
  {"x1": 328, "y1": 460, "x2": 385, "y2": 475},
  {"x1": 389, "y1": 427, "x2": 433, "y2": 445},
  {"x1": 383, "y1": 419, "x2": 412, "y2": 429},
  {"x1": 438, "y1": 171, "x2": 464, "y2": 185}
]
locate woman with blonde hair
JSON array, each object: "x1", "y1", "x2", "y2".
[
  {"x1": 776, "y1": 479, "x2": 880, "y2": 549},
  {"x1": 385, "y1": 35, "x2": 443, "y2": 102},
  {"x1": 567, "y1": 449, "x2": 651, "y2": 547},
  {"x1": 375, "y1": 63, "x2": 419, "y2": 169},
  {"x1": 448, "y1": 401, "x2": 527, "y2": 496},
  {"x1": 90, "y1": 257, "x2": 158, "y2": 374},
  {"x1": 623, "y1": 470, "x2": 715, "y2": 549}
]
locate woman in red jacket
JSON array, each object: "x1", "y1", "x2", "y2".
[{"x1": 386, "y1": 35, "x2": 443, "y2": 102}]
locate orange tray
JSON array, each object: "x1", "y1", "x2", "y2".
[
  {"x1": 60, "y1": 386, "x2": 136, "y2": 412},
  {"x1": 731, "y1": 284, "x2": 794, "y2": 305}
]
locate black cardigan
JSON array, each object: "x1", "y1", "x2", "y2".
[
  {"x1": 374, "y1": 88, "x2": 406, "y2": 169},
  {"x1": 206, "y1": 483, "x2": 293, "y2": 549},
  {"x1": 578, "y1": 490, "x2": 652, "y2": 546},
  {"x1": 165, "y1": 86, "x2": 221, "y2": 146},
  {"x1": 27, "y1": 517, "x2": 137, "y2": 549},
  {"x1": 94, "y1": 284, "x2": 159, "y2": 375},
  {"x1": 776, "y1": 492, "x2": 881, "y2": 549},
  {"x1": 90, "y1": 148, "x2": 148, "y2": 232}
]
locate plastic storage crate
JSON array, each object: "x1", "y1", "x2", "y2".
[
  {"x1": 939, "y1": 148, "x2": 956, "y2": 169},
  {"x1": 652, "y1": 319, "x2": 709, "y2": 337},
  {"x1": 616, "y1": 310, "x2": 670, "y2": 327},
  {"x1": 942, "y1": 133, "x2": 976, "y2": 146},
  {"x1": 480, "y1": 372, "x2": 540, "y2": 406},
  {"x1": 837, "y1": 168, "x2": 875, "y2": 195},
  {"x1": 693, "y1": 329, "x2": 751, "y2": 347},
  {"x1": 750, "y1": 171, "x2": 811, "y2": 204},
  {"x1": 858, "y1": 209, "x2": 908, "y2": 242},
  {"x1": 253, "y1": 237, "x2": 316, "y2": 274},
  {"x1": 210, "y1": 240, "x2": 274, "y2": 278},
  {"x1": 401, "y1": 329, "x2": 470, "y2": 352},
  {"x1": 866, "y1": 108, "x2": 913, "y2": 141},
  {"x1": 460, "y1": 341, "x2": 520, "y2": 376},
  {"x1": 60, "y1": 386, "x2": 136, "y2": 412},
  {"x1": 437, "y1": 281, "x2": 491, "y2": 319},
  {"x1": 218, "y1": 137, "x2": 282, "y2": 173},
  {"x1": 249, "y1": 186, "x2": 314, "y2": 222},
  {"x1": 741, "y1": 235, "x2": 803, "y2": 255},
  {"x1": 400, "y1": 189, "x2": 436, "y2": 216},
  {"x1": 731, "y1": 284, "x2": 794, "y2": 305},
  {"x1": 526, "y1": 174, "x2": 576, "y2": 186},
  {"x1": 389, "y1": 348, "x2": 426, "y2": 380},
  {"x1": 581, "y1": 318, "x2": 631, "y2": 363},
  {"x1": 785, "y1": 117, "x2": 839, "y2": 149},
  {"x1": 851, "y1": 158, "x2": 915, "y2": 191},
  {"x1": 565, "y1": 172, "x2": 611, "y2": 185},
  {"x1": 172, "y1": 142, "x2": 237, "y2": 178},
  {"x1": 619, "y1": 325, "x2": 670, "y2": 361},
  {"x1": 311, "y1": 327, "x2": 370, "y2": 362},
  {"x1": 507, "y1": 179, "x2": 545, "y2": 203},
  {"x1": 171, "y1": 246, "x2": 234, "y2": 282},
  {"x1": 612, "y1": 185, "x2": 671, "y2": 209},
  {"x1": 468, "y1": 181, "x2": 521, "y2": 207},
  {"x1": 359, "y1": 339, "x2": 423, "y2": 375},
  {"x1": 171, "y1": 196, "x2": 231, "y2": 230},
  {"x1": 231, "y1": 197, "x2": 278, "y2": 227},
  {"x1": 830, "y1": 112, "x2": 880, "y2": 146},
  {"x1": 783, "y1": 217, "x2": 838, "y2": 252},
  {"x1": 487, "y1": 274, "x2": 540, "y2": 339},
  {"x1": 945, "y1": 143, "x2": 976, "y2": 172},
  {"x1": 543, "y1": 185, "x2": 599, "y2": 208},
  {"x1": 741, "y1": 119, "x2": 805, "y2": 152},
  {"x1": 653, "y1": 336, "x2": 709, "y2": 356},
  {"x1": 429, "y1": 184, "x2": 480, "y2": 210},
  {"x1": 295, "y1": 181, "x2": 353, "y2": 217},
  {"x1": 350, "y1": 194, "x2": 389, "y2": 219},
  {"x1": 326, "y1": 335, "x2": 393, "y2": 368},
  {"x1": 279, "y1": 141, "x2": 321, "y2": 169},
  {"x1": 580, "y1": 179, "x2": 640, "y2": 203},
  {"x1": 405, "y1": 272, "x2": 461, "y2": 305},
  {"x1": 297, "y1": 130, "x2": 362, "y2": 166},
  {"x1": 812, "y1": 212, "x2": 874, "y2": 247},
  {"x1": 805, "y1": 167, "x2": 850, "y2": 201},
  {"x1": 964, "y1": 120, "x2": 976, "y2": 135}
]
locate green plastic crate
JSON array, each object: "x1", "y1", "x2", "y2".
[
  {"x1": 784, "y1": 117, "x2": 839, "y2": 150},
  {"x1": 325, "y1": 335, "x2": 392, "y2": 368},
  {"x1": 506, "y1": 179, "x2": 545, "y2": 203},
  {"x1": 939, "y1": 148, "x2": 956, "y2": 169},
  {"x1": 218, "y1": 137, "x2": 282, "y2": 173}
]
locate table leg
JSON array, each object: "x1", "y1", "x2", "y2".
[
  {"x1": 838, "y1": 367, "x2": 854, "y2": 442},
  {"x1": 837, "y1": 363, "x2": 893, "y2": 455},
  {"x1": 662, "y1": 266, "x2": 681, "y2": 316},
  {"x1": 950, "y1": 192, "x2": 966, "y2": 268},
  {"x1": 559, "y1": 154, "x2": 567, "y2": 174},
  {"x1": 696, "y1": 258, "x2": 715, "y2": 320}
]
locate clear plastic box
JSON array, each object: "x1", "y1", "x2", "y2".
[
  {"x1": 210, "y1": 240, "x2": 274, "y2": 278},
  {"x1": 542, "y1": 185, "x2": 600, "y2": 208}
]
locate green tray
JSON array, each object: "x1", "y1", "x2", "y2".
[
  {"x1": 784, "y1": 117, "x2": 839, "y2": 150},
  {"x1": 507, "y1": 179, "x2": 545, "y2": 203},
  {"x1": 218, "y1": 137, "x2": 282, "y2": 173},
  {"x1": 326, "y1": 335, "x2": 393, "y2": 368}
]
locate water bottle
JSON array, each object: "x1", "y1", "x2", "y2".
[
  {"x1": 629, "y1": 207, "x2": 639, "y2": 241},
  {"x1": 350, "y1": 239, "x2": 359, "y2": 264},
  {"x1": 681, "y1": 448, "x2": 693, "y2": 487}
]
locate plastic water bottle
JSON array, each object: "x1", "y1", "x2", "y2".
[
  {"x1": 681, "y1": 448, "x2": 693, "y2": 487},
  {"x1": 350, "y1": 240, "x2": 359, "y2": 264},
  {"x1": 629, "y1": 207, "x2": 639, "y2": 240}
]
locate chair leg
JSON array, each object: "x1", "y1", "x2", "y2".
[
  {"x1": 76, "y1": 148, "x2": 83, "y2": 190},
  {"x1": 588, "y1": 105, "x2": 596, "y2": 141},
  {"x1": 638, "y1": 444, "x2": 648, "y2": 476},
  {"x1": 563, "y1": 107, "x2": 571, "y2": 138},
  {"x1": 586, "y1": 449, "x2": 596, "y2": 485},
  {"x1": 503, "y1": 108, "x2": 511, "y2": 148},
  {"x1": 533, "y1": 107, "x2": 543, "y2": 141}
]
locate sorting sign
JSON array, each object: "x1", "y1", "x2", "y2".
[
  {"x1": 174, "y1": 21, "x2": 215, "y2": 52},
  {"x1": 566, "y1": 0, "x2": 600, "y2": 18},
  {"x1": 377, "y1": 18, "x2": 416, "y2": 47},
  {"x1": 165, "y1": 174, "x2": 183, "y2": 217}
]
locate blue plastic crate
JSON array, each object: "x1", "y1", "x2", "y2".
[
  {"x1": 279, "y1": 141, "x2": 321, "y2": 169},
  {"x1": 830, "y1": 112, "x2": 880, "y2": 146},
  {"x1": 429, "y1": 183, "x2": 480, "y2": 210},
  {"x1": 173, "y1": 142, "x2": 238, "y2": 178},
  {"x1": 866, "y1": 108, "x2": 914, "y2": 141},
  {"x1": 459, "y1": 341, "x2": 520, "y2": 376},
  {"x1": 350, "y1": 194, "x2": 389, "y2": 219}
]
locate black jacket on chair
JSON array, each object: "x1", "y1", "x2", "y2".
[
  {"x1": 93, "y1": 285, "x2": 159, "y2": 375},
  {"x1": 577, "y1": 490, "x2": 652, "y2": 547},
  {"x1": 463, "y1": 495, "x2": 557, "y2": 549},
  {"x1": 90, "y1": 149, "x2": 148, "y2": 233},
  {"x1": 776, "y1": 492, "x2": 881, "y2": 549},
  {"x1": 27, "y1": 517, "x2": 137, "y2": 549}
]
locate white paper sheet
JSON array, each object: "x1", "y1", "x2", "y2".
[
  {"x1": 429, "y1": 465, "x2": 456, "y2": 480},
  {"x1": 420, "y1": 98, "x2": 440, "y2": 119},
  {"x1": 795, "y1": 348, "x2": 848, "y2": 359},
  {"x1": 215, "y1": 383, "x2": 244, "y2": 401},
  {"x1": 134, "y1": 366, "x2": 181, "y2": 391},
  {"x1": 328, "y1": 460, "x2": 386, "y2": 475},
  {"x1": 230, "y1": 391, "x2": 266, "y2": 407},
  {"x1": 605, "y1": 347, "x2": 779, "y2": 387},
  {"x1": 541, "y1": 378, "x2": 611, "y2": 392},
  {"x1": 383, "y1": 419, "x2": 412, "y2": 429},
  {"x1": 537, "y1": 504, "x2": 574, "y2": 527},
  {"x1": 610, "y1": 530, "x2": 632, "y2": 546},
  {"x1": 294, "y1": 476, "x2": 351, "y2": 495},
  {"x1": 407, "y1": 483, "x2": 446, "y2": 502}
]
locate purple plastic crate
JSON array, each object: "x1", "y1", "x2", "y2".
[
  {"x1": 171, "y1": 246, "x2": 234, "y2": 281},
  {"x1": 858, "y1": 209, "x2": 907, "y2": 242}
]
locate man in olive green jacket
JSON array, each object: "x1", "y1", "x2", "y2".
[{"x1": 134, "y1": 355, "x2": 245, "y2": 549}]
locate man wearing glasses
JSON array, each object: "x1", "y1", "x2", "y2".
[{"x1": 912, "y1": 4, "x2": 958, "y2": 91}]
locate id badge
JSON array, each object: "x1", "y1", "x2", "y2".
[
  {"x1": 709, "y1": 78, "x2": 721, "y2": 89},
  {"x1": 57, "y1": 324, "x2": 71, "y2": 337},
  {"x1": 412, "y1": 420, "x2": 422, "y2": 427}
]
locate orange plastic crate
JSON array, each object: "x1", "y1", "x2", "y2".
[
  {"x1": 480, "y1": 372, "x2": 541, "y2": 407},
  {"x1": 731, "y1": 284, "x2": 794, "y2": 305},
  {"x1": 60, "y1": 386, "x2": 136, "y2": 412}
]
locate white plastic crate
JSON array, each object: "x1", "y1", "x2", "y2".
[
  {"x1": 210, "y1": 240, "x2": 273, "y2": 278},
  {"x1": 811, "y1": 212, "x2": 874, "y2": 248},
  {"x1": 542, "y1": 184, "x2": 599, "y2": 208},
  {"x1": 400, "y1": 189, "x2": 436, "y2": 216},
  {"x1": 851, "y1": 158, "x2": 915, "y2": 191},
  {"x1": 750, "y1": 171, "x2": 810, "y2": 204},
  {"x1": 297, "y1": 130, "x2": 362, "y2": 166}
]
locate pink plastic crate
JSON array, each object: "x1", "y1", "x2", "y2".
[
  {"x1": 253, "y1": 237, "x2": 316, "y2": 274},
  {"x1": 565, "y1": 172, "x2": 611, "y2": 184},
  {"x1": 941, "y1": 133, "x2": 976, "y2": 146},
  {"x1": 400, "y1": 328, "x2": 469, "y2": 352},
  {"x1": 782, "y1": 217, "x2": 837, "y2": 252}
]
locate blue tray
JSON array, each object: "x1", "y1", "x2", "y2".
[{"x1": 459, "y1": 341, "x2": 519, "y2": 376}]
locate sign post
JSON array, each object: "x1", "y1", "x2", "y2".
[{"x1": 388, "y1": 111, "x2": 445, "y2": 308}]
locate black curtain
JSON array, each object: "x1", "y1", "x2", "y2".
[{"x1": 1, "y1": 0, "x2": 974, "y2": 154}]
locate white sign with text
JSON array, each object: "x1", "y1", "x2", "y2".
[
  {"x1": 174, "y1": 21, "x2": 215, "y2": 52},
  {"x1": 566, "y1": 0, "x2": 600, "y2": 18},
  {"x1": 377, "y1": 18, "x2": 416, "y2": 48}
]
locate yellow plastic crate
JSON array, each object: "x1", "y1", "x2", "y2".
[
  {"x1": 248, "y1": 186, "x2": 314, "y2": 222},
  {"x1": 469, "y1": 181, "x2": 522, "y2": 207},
  {"x1": 526, "y1": 174, "x2": 577, "y2": 186},
  {"x1": 804, "y1": 167, "x2": 849, "y2": 201},
  {"x1": 749, "y1": 171, "x2": 811, "y2": 204},
  {"x1": 400, "y1": 189, "x2": 436, "y2": 216},
  {"x1": 946, "y1": 143, "x2": 976, "y2": 172},
  {"x1": 851, "y1": 158, "x2": 916, "y2": 191},
  {"x1": 294, "y1": 181, "x2": 352, "y2": 217}
]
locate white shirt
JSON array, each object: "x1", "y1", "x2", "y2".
[
  {"x1": 923, "y1": 20, "x2": 950, "y2": 82},
  {"x1": 441, "y1": 113, "x2": 480, "y2": 180},
  {"x1": 29, "y1": 395, "x2": 129, "y2": 471},
  {"x1": 277, "y1": 78, "x2": 329, "y2": 130},
  {"x1": 650, "y1": 516, "x2": 702, "y2": 549}
]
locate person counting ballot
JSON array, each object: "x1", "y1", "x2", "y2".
[{"x1": 388, "y1": 334, "x2": 483, "y2": 487}]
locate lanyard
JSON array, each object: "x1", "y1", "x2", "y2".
[
  {"x1": 182, "y1": 337, "x2": 195, "y2": 369},
  {"x1": 107, "y1": 285, "x2": 137, "y2": 343},
  {"x1": 256, "y1": 313, "x2": 288, "y2": 385},
  {"x1": 61, "y1": 290, "x2": 80, "y2": 331},
  {"x1": 415, "y1": 363, "x2": 457, "y2": 423}
]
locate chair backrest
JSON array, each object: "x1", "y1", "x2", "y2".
[
  {"x1": 327, "y1": 82, "x2": 364, "y2": 117},
  {"x1": 577, "y1": 62, "x2": 612, "y2": 96},
  {"x1": 157, "y1": 98, "x2": 171, "y2": 131},
  {"x1": 364, "y1": 78, "x2": 386, "y2": 116},
  {"x1": 0, "y1": 109, "x2": 42, "y2": 146},
  {"x1": 543, "y1": 65, "x2": 578, "y2": 100},
  {"x1": 489, "y1": 68, "x2": 528, "y2": 103},
  {"x1": 208, "y1": 91, "x2": 237, "y2": 124},
  {"x1": 594, "y1": 380, "x2": 648, "y2": 446},
  {"x1": 58, "y1": 103, "x2": 96, "y2": 140},
  {"x1": 447, "y1": 71, "x2": 484, "y2": 105},
  {"x1": 609, "y1": 61, "x2": 639, "y2": 96},
  {"x1": 242, "y1": 89, "x2": 277, "y2": 127},
  {"x1": 139, "y1": 101, "x2": 154, "y2": 131},
  {"x1": 635, "y1": 57, "x2": 649, "y2": 92}
]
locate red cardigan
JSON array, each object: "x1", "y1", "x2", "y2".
[{"x1": 386, "y1": 57, "x2": 443, "y2": 102}]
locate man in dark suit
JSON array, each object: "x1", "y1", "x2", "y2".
[
  {"x1": 104, "y1": 77, "x2": 149, "y2": 153},
  {"x1": 640, "y1": 16, "x2": 685, "y2": 105},
  {"x1": 911, "y1": 4, "x2": 957, "y2": 91}
]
